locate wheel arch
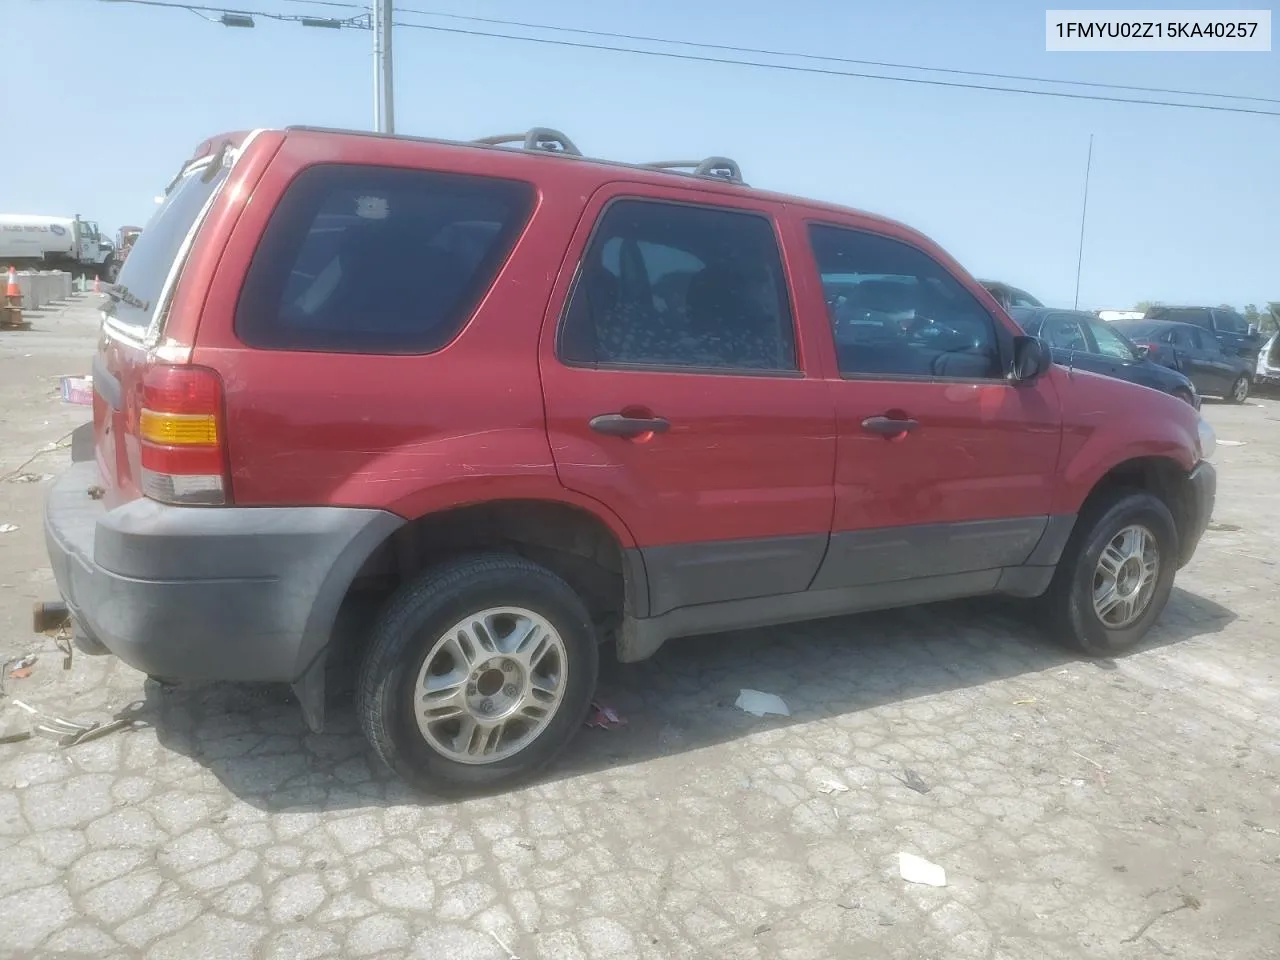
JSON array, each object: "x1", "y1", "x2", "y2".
[
  {"x1": 1072, "y1": 455, "x2": 1197, "y2": 558},
  {"x1": 292, "y1": 495, "x2": 643, "y2": 732}
]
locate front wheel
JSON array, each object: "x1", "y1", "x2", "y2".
[
  {"x1": 1042, "y1": 491, "x2": 1177, "y2": 656},
  {"x1": 1229, "y1": 375, "x2": 1250, "y2": 404},
  {"x1": 356, "y1": 553, "x2": 598, "y2": 794}
]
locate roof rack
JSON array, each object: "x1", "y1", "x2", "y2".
[
  {"x1": 472, "y1": 127, "x2": 582, "y2": 156},
  {"x1": 643, "y1": 158, "x2": 745, "y2": 185},
  {"x1": 470, "y1": 128, "x2": 746, "y2": 185}
]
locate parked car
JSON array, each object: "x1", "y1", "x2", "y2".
[
  {"x1": 979, "y1": 280, "x2": 1043, "y2": 311},
  {"x1": 43, "y1": 126, "x2": 1216, "y2": 793},
  {"x1": 1010, "y1": 307, "x2": 1200, "y2": 408},
  {"x1": 1112, "y1": 319, "x2": 1254, "y2": 403},
  {"x1": 1256, "y1": 332, "x2": 1280, "y2": 388},
  {"x1": 1143, "y1": 305, "x2": 1263, "y2": 363}
]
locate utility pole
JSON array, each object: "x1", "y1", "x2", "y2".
[
  {"x1": 1073, "y1": 133, "x2": 1093, "y2": 310},
  {"x1": 373, "y1": 0, "x2": 395, "y2": 133}
]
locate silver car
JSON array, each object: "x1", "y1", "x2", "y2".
[{"x1": 1258, "y1": 332, "x2": 1280, "y2": 387}]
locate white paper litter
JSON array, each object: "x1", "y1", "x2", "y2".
[
  {"x1": 1217, "y1": 439, "x2": 1246, "y2": 447},
  {"x1": 817, "y1": 780, "x2": 849, "y2": 795},
  {"x1": 898, "y1": 852, "x2": 946, "y2": 887},
  {"x1": 0, "y1": 524, "x2": 17, "y2": 534},
  {"x1": 735, "y1": 689, "x2": 790, "y2": 718}
]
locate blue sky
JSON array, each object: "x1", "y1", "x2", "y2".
[{"x1": 7, "y1": 0, "x2": 1277, "y2": 310}]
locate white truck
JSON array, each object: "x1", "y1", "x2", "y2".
[{"x1": 0, "y1": 214, "x2": 118, "y2": 281}]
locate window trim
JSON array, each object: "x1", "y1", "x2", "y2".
[
  {"x1": 805, "y1": 218, "x2": 1014, "y2": 385},
  {"x1": 232, "y1": 162, "x2": 537, "y2": 357},
  {"x1": 554, "y1": 195, "x2": 803, "y2": 378}
]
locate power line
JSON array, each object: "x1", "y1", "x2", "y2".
[
  {"x1": 99, "y1": 0, "x2": 362, "y2": 26},
  {"x1": 283, "y1": 0, "x2": 1280, "y2": 106},
  {"x1": 389, "y1": 20, "x2": 1280, "y2": 117},
  {"x1": 91, "y1": 0, "x2": 1280, "y2": 117}
]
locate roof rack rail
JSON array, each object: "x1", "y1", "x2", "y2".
[
  {"x1": 473, "y1": 127, "x2": 582, "y2": 156},
  {"x1": 643, "y1": 157, "x2": 745, "y2": 185}
]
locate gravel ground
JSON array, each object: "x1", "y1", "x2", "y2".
[{"x1": 1, "y1": 297, "x2": 1277, "y2": 959}]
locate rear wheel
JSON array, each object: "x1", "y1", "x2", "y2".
[
  {"x1": 356, "y1": 553, "x2": 598, "y2": 794},
  {"x1": 1042, "y1": 490, "x2": 1177, "y2": 656},
  {"x1": 1229, "y1": 375, "x2": 1250, "y2": 404}
]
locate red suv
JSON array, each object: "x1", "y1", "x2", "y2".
[{"x1": 44, "y1": 127, "x2": 1217, "y2": 792}]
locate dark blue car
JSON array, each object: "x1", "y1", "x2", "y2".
[{"x1": 1010, "y1": 307, "x2": 1200, "y2": 408}]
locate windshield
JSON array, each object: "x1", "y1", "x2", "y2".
[{"x1": 104, "y1": 160, "x2": 229, "y2": 330}]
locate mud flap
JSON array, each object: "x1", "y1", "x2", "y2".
[{"x1": 292, "y1": 651, "x2": 327, "y2": 733}]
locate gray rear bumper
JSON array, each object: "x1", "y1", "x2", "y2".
[{"x1": 44, "y1": 460, "x2": 401, "y2": 684}]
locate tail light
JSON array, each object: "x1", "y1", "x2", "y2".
[{"x1": 138, "y1": 365, "x2": 230, "y2": 505}]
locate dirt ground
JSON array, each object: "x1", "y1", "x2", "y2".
[{"x1": 1, "y1": 297, "x2": 1278, "y2": 960}]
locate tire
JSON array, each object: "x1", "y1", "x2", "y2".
[
  {"x1": 356, "y1": 552, "x2": 598, "y2": 794},
  {"x1": 1042, "y1": 490, "x2": 1177, "y2": 656},
  {"x1": 1228, "y1": 375, "x2": 1250, "y2": 404}
]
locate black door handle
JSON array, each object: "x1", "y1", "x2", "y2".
[
  {"x1": 589, "y1": 413, "x2": 671, "y2": 437},
  {"x1": 861, "y1": 415, "x2": 919, "y2": 436}
]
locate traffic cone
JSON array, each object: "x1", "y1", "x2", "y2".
[{"x1": 2, "y1": 265, "x2": 27, "y2": 330}]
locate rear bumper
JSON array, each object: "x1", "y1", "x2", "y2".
[
  {"x1": 44, "y1": 460, "x2": 401, "y2": 683},
  {"x1": 1178, "y1": 460, "x2": 1216, "y2": 568}
]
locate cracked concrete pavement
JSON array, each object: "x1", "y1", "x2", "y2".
[{"x1": 1, "y1": 298, "x2": 1278, "y2": 959}]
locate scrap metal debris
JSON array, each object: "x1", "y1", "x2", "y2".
[
  {"x1": 6, "y1": 701, "x2": 145, "y2": 749},
  {"x1": 896, "y1": 768, "x2": 931, "y2": 794},
  {"x1": 1, "y1": 656, "x2": 38, "y2": 697},
  {"x1": 735, "y1": 689, "x2": 790, "y2": 718},
  {"x1": 586, "y1": 700, "x2": 627, "y2": 730},
  {"x1": 1122, "y1": 893, "x2": 1201, "y2": 944},
  {"x1": 7, "y1": 654, "x2": 37, "y2": 680}
]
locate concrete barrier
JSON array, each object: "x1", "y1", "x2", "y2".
[{"x1": 14, "y1": 270, "x2": 74, "y2": 309}]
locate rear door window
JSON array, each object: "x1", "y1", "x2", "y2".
[
  {"x1": 104, "y1": 160, "x2": 229, "y2": 332},
  {"x1": 235, "y1": 165, "x2": 534, "y2": 354},
  {"x1": 558, "y1": 199, "x2": 797, "y2": 372}
]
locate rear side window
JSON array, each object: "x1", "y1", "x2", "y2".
[
  {"x1": 235, "y1": 165, "x2": 533, "y2": 354},
  {"x1": 558, "y1": 199, "x2": 797, "y2": 372},
  {"x1": 105, "y1": 161, "x2": 228, "y2": 331}
]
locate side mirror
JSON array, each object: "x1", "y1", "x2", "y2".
[
  {"x1": 1134, "y1": 344, "x2": 1150, "y2": 360},
  {"x1": 1010, "y1": 335, "x2": 1050, "y2": 383}
]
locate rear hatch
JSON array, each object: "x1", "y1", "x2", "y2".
[{"x1": 94, "y1": 143, "x2": 235, "y2": 507}]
